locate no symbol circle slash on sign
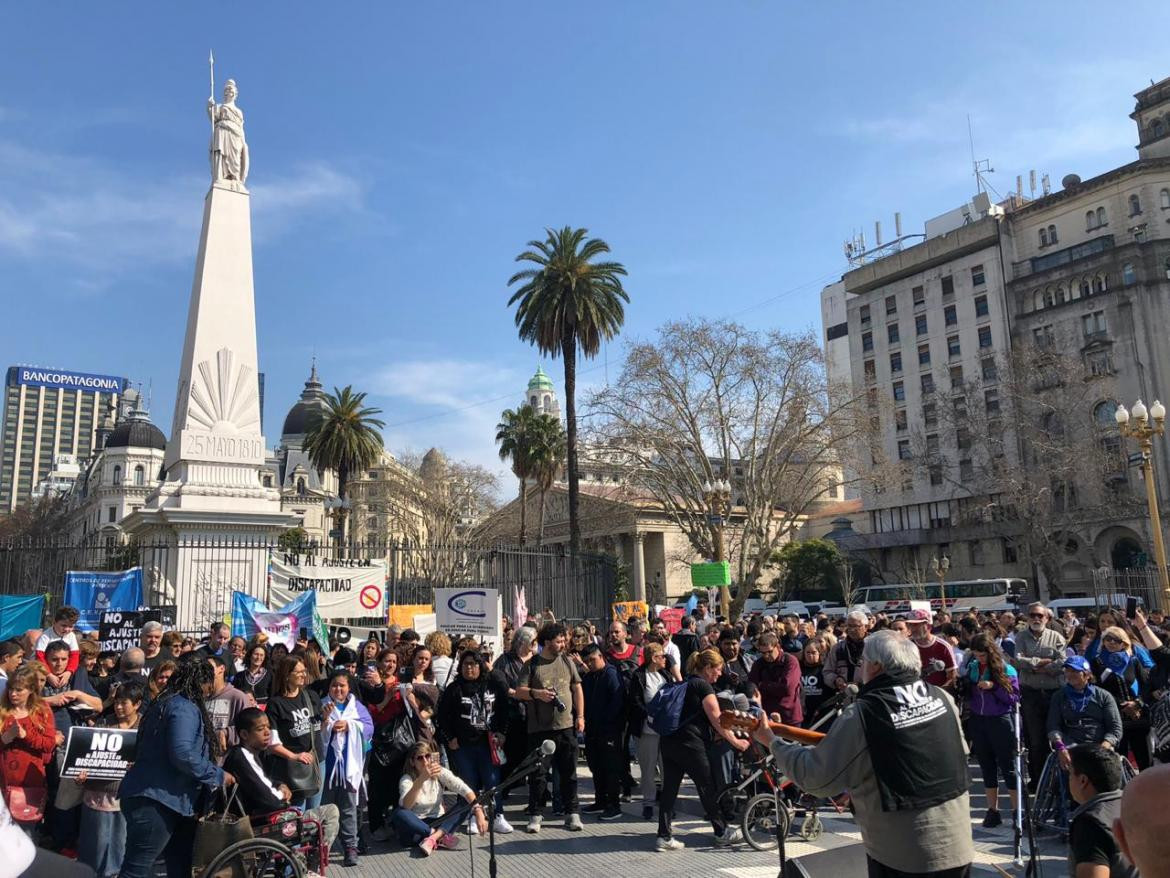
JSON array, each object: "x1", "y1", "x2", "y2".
[{"x1": 359, "y1": 584, "x2": 383, "y2": 611}]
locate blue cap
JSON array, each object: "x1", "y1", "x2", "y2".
[{"x1": 1064, "y1": 655, "x2": 1091, "y2": 672}]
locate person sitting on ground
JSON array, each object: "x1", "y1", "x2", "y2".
[
  {"x1": 222, "y1": 707, "x2": 339, "y2": 849},
  {"x1": 1067, "y1": 743, "x2": 1136, "y2": 878},
  {"x1": 394, "y1": 740, "x2": 484, "y2": 856}
]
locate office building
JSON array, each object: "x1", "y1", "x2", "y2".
[{"x1": 1, "y1": 366, "x2": 127, "y2": 513}]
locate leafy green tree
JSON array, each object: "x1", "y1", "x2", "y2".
[
  {"x1": 305, "y1": 386, "x2": 385, "y2": 546},
  {"x1": 530, "y1": 413, "x2": 566, "y2": 546},
  {"x1": 772, "y1": 538, "x2": 844, "y2": 603},
  {"x1": 278, "y1": 527, "x2": 310, "y2": 552},
  {"x1": 508, "y1": 227, "x2": 629, "y2": 561},
  {"x1": 495, "y1": 405, "x2": 542, "y2": 544}
]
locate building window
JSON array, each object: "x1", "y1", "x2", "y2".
[
  {"x1": 1161, "y1": 188, "x2": 1170, "y2": 210},
  {"x1": 133, "y1": 465, "x2": 145, "y2": 486},
  {"x1": 921, "y1": 373, "x2": 935, "y2": 394},
  {"x1": 923, "y1": 402, "x2": 938, "y2": 428},
  {"x1": 1086, "y1": 210, "x2": 1097, "y2": 231},
  {"x1": 982, "y1": 357, "x2": 998, "y2": 382},
  {"x1": 107, "y1": 506, "x2": 116, "y2": 523},
  {"x1": 941, "y1": 275, "x2": 955, "y2": 299},
  {"x1": 888, "y1": 323, "x2": 900, "y2": 344},
  {"x1": 1097, "y1": 206, "x2": 1107, "y2": 227},
  {"x1": 1079, "y1": 278, "x2": 1091, "y2": 298},
  {"x1": 974, "y1": 294, "x2": 989, "y2": 318},
  {"x1": 1039, "y1": 227, "x2": 1048, "y2": 247},
  {"x1": 915, "y1": 314, "x2": 928, "y2": 336},
  {"x1": 970, "y1": 541, "x2": 984, "y2": 566},
  {"x1": 984, "y1": 388, "x2": 1000, "y2": 414},
  {"x1": 971, "y1": 264, "x2": 986, "y2": 286},
  {"x1": 978, "y1": 326, "x2": 993, "y2": 349},
  {"x1": 929, "y1": 464, "x2": 944, "y2": 486},
  {"x1": 859, "y1": 304, "x2": 871, "y2": 325},
  {"x1": 1156, "y1": 120, "x2": 1167, "y2": 138},
  {"x1": 864, "y1": 359, "x2": 876, "y2": 381},
  {"x1": 949, "y1": 364, "x2": 964, "y2": 389},
  {"x1": 918, "y1": 344, "x2": 931, "y2": 367},
  {"x1": 1033, "y1": 325, "x2": 1054, "y2": 348},
  {"x1": 1093, "y1": 400, "x2": 1119, "y2": 425},
  {"x1": 1082, "y1": 310, "x2": 1107, "y2": 338},
  {"x1": 959, "y1": 459, "x2": 974, "y2": 483},
  {"x1": 947, "y1": 335, "x2": 961, "y2": 358},
  {"x1": 1003, "y1": 538, "x2": 1018, "y2": 564},
  {"x1": 296, "y1": 477, "x2": 307, "y2": 495},
  {"x1": 1130, "y1": 194, "x2": 1142, "y2": 216},
  {"x1": 897, "y1": 439, "x2": 912, "y2": 460},
  {"x1": 862, "y1": 331, "x2": 873, "y2": 352},
  {"x1": 926, "y1": 433, "x2": 940, "y2": 455},
  {"x1": 912, "y1": 286, "x2": 925, "y2": 309},
  {"x1": 953, "y1": 396, "x2": 968, "y2": 419},
  {"x1": 1087, "y1": 350, "x2": 1114, "y2": 377},
  {"x1": 1094, "y1": 274, "x2": 1108, "y2": 294},
  {"x1": 112, "y1": 465, "x2": 122, "y2": 485},
  {"x1": 1048, "y1": 224, "x2": 1058, "y2": 245},
  {"x1": 890, "y1": 351, "x2": 903, "y2": 374},
  {"x1": 944, "y1": 305, "x2": 957, "y2": 327},
  {"x1": 892, "y1": 381, "x2": 905, "y2": 402},
  {"x1": 1122, "y1": 262, "x2": 1136, "y2": 285},
  {"x1": 263, "y1": 475, "x2": 273, "y2": 488},
  {"x1": 895, "y1": 409, "x2": 908, "y2": 432},
  {"x1": 885, "y1": 295, "x2": 898, "y2": 315}
]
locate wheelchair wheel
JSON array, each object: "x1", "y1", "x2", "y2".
[
  {"x1": 742, "y1": 792, "x2": 790, "y2": 852},
  {"x1": 198, "y1": 837, "x2": 307, "y2": 878},
  {"x1": 799, "y1": 810, "x2": 822, "y2": 841}
]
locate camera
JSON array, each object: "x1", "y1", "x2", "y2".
[{"x1": 552, "y1": 694, "x2": 567, "y2": 712}]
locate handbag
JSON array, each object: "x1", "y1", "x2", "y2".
[
  {"x1": 193, "y1": 784, "x2": 253, "y2": 874},
  {"x1": 372, "y1": 713, "x2": 417, "y2": 767},
  {"x1": 282, "y1": 752, "x2": 322, "y2": 794},
  {"x1": 3, "y1": 785, "x2": 47, "y2": 823}
]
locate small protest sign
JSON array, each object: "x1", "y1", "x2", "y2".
[
  {"x1": 99, "y1": 610, "x2": 163, "y2": 652},
  {"x1": 61, "y1": 726, "x2": 137, "y2": 781}
]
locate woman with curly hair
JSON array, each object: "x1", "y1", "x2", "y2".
[
  {"x1": 0, "y1": 665, "x2": 57, "y2": 827},
  {"x1": 118, "y1": 656, "x2": 233, "y2": 878},
  {"x1": 962, "y1": 632, "x2": 1019, "y2": 827}
]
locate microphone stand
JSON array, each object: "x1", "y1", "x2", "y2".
[
  {"x1": 468, "y1": 745, "x2": 551, "y2": 878},
  {"x1": 1011, "y1": 703, "x2": 1040, "y2": 877}
]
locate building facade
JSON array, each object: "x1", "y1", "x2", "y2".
[
  {"x1": 1, "y1": 366, "x2": 127, "y2": 512},
  {"x1": 821, "y1": 76, "x2": 1170, "y2": 599}
]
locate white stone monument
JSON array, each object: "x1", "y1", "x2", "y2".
[{"x1": 125, "y1": 68, "x2": 297, "y2": 626}]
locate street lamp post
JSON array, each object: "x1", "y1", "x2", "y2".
[
  {"x1": 1114, "y1": 399, "x2": 1170, "y2": 608},
  {"x1": 929, "y1": 554, "x2": 950, "y2": 613},
  {"x1": 703, "y1": 478, "x2": 732, "y2": 618}
]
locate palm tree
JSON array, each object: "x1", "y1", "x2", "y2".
[
  {"x1": 530, "y1": 413, "x2": 567, "y2": 546},
  {"x1": 508, "y1": 227, "x2": 628, "y2": 560},
  {"x1": 304, "y1": 386, "x2": 385, "y2": 546},
  {"x1": 495, "y1": 405, "x2": 541, "y2": 544}
]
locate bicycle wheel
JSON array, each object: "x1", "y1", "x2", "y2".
[
  {"x1": 198, "y1": 837, "x2": 307, "y2": 878},
  {"x1": 742, "y1": 792, "x2": 790, "y2": 852}
]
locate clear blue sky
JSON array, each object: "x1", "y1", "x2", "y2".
[{"x1": 2, "y1": 4, "x2": 1168, "y2": 481}]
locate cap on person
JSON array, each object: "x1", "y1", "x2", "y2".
[
  {"x1": 906, "y1": 609, "x2": 931, "y2": 624},
  {"x1": 1064, "y1": 655, "x2": 1091, "y2": 672}
]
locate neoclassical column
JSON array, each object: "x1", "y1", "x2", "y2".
[{"x1": 632, "y1": 532, "x2": 647, "y2": 602}]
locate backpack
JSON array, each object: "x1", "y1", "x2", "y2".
[{"x1": 645, "y1": 678, "x2": 693, "y2": 737}]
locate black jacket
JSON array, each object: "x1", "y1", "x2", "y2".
[
  {"x1": 436, "y1": 674, "x2": 509, "y2": 748},
  {"x1": 223, "y1": 746, "x2": 287, "y2": 816}
]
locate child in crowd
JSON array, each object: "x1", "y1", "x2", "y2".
[
  {"x1": 35, "y1": 606, "x2": 81, "y2": 686},
  {"x1": 77, "y1": 679, "x2": 145, "y2": 878}
]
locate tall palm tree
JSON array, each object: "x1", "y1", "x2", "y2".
[
  {"x1": 495, "y1": 405, "x2": 541, "y2": 544},
  {"x1": 508, "y1": 227, "x2": 628, "y2": 559},
  {"x1": 530, "y1": 413, "x2": 567, "y2": 546},
  {"x1": 305, "y1": 386, "x2": 385, "y2": 546}
]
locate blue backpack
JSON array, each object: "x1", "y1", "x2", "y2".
[{"x1": 646, "y1": 679, "x2": 692, "y2": 737}]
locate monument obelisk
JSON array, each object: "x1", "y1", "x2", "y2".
[{"x1": 126, "y1": 71, "x2": 295, "y2": 625}]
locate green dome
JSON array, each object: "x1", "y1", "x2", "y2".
[{"x1": 528, "y1": 366, "x2": 555, "y2": 392}]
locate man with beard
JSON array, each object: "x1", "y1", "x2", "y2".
[
  {"x1": 1011, "y1": 602, "x2": 1067, "y2": 790},
  {"x1": 748, "y1": 632, "x2": 802, "y2": 725},
  {"x1": 906, "y1": 610, "x2": 957, "y2": 691},
  {"x1": 715, "y1": 628, "x2": 753, "y2": 689},
  {"x1": 825, "y1": 610, "x2": 869, "y2": 692}
]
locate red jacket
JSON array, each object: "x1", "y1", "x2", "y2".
[
  {"x1": 0, "y1": 708, "x2": 57, "y2": 792},
  {"x1": 748, "y1": 653, "x2": 803, "y2": 725}
]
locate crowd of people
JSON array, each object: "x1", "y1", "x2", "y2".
[{"x1": 1, "y1": 598, "x2": 1169, "y2": 877}]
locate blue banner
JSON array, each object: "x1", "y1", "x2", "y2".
[
  {"x1": 0, "y1": 594, "x2": 44, "y2": 640},
  {"x1": 64, "y1": 568, "x2": 144, "y2": 631},
  {"x1": 232, "y1": 590, "x2": 328, "y2": 647}
]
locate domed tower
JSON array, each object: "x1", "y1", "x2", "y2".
[
  {"x1": 526, "y1": 366, "x2": 560, "y2": 419},
  {"x1": 272, "y1": 362, "x2": 337, "y2": 544},
  {"x1": 280, "y1": 361, "x2": 329, "y2": 444}
]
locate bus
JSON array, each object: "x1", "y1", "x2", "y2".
[{"x1": 857, "y1": 578, "x2": 1027, "y2": 614}]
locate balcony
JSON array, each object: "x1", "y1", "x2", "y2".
[{"x1": 1013, "y1": 234, "x2": 1114, "y2": 280}]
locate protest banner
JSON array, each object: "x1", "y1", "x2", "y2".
[
  {"x1": 232, "y1": 591, "x2": 328, "y2": 649},
  {"x1": 268, "y1": 553, "x2": 387, "y2": 620},
  {"x1": 657, "y1": 607, "x2": 685, "y2": 634},
  {"x1": 250, "y1": 612, "x2": 299, "y2": 649},
  {"x1": 61, "y1": 726, "x2": 137, "y2": 781},
  {"x1": 99, "y1": 610, "x2": 161, "y2": 652},
  {"x1": 0, "y1": 594, "x2": 44, "y2": 641},
  {"x1": 412, "y1": 613, "x2": 437, "y2": 637},
  {"x1": 388, "y1": 604, "x2": 432, "y2": 629},
  {"x1": 612, "y1": 601, "x2": 649, "y2": 623},
  {"x1": 436, "y1": 588, "x2": 502, "y2": 655},
  {"x1": 63, "y1": 568, "x2": 144, "y2": 631}
]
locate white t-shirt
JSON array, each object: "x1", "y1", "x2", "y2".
[
  {"x1": 641, "y1": 669, "x2": 668, "y2": 736},
  {"x1": 398, "y1": 767, "x2": 472, "y2": 819},
  {"x1": 663, "y1": 640, "x2": 681, "y2": 668}
]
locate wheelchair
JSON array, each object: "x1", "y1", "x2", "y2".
[
  {"x1": 198, "y1": 808, "x2": 328, "y2": 878},
  {"x1": 1031, "y1": 747, "x2": 1136, "y2": 836}
]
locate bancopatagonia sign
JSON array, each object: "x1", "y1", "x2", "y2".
[{"x1": 13, "y1": 366, "x2": 126, "y2": 393}]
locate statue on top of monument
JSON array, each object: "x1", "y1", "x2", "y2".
[{"x1": 208, "y1": 79, "x2": 248, "y2": 187}]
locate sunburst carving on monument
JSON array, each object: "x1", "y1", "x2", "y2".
[{"x1": 186, "y1": 347, "x2": 261, "y2": 433}]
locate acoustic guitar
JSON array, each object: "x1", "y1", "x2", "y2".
[{"x1": 719, "y1": 709, "x2": 826, "y2": 746}]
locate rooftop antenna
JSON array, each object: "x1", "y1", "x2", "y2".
[
  {"x1": 1041, "y1": 174, "x2": 1051, "y2": 195},
  {"x1": 967, "y1": 114, "x2": 994, "y2": 195},
  {"x1": 895, "y1": 212, "x2": 903, "y2": 238},
  {"x1": 1029, "y1": 170, "x2": 1037, "y2": 198}
]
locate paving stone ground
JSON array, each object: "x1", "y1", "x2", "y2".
[{"x1": 338, "y1": 765, "x2": 1066, "y2": 878}]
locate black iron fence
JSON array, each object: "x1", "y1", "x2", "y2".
[{"x1": 0, "y1": 538, "x2": 617, "y2": 633}]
